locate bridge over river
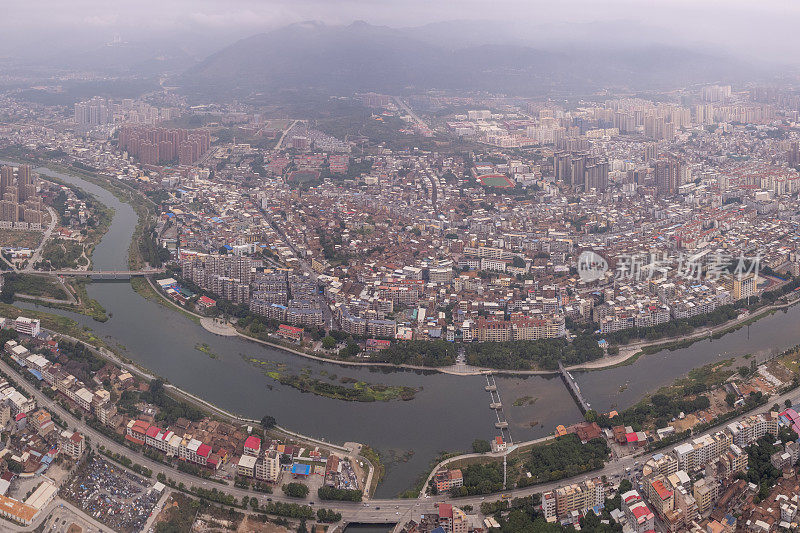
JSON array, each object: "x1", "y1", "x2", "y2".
[
  {"x1": 47, "y1": 269, "x2": 166, "y2": 280},
  {"x1": 559, "y1": 360, "x2": 591, "y2": 414}
]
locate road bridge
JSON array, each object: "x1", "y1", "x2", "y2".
[{"x1": 47, "y1": 268, "x2": 166, "y2": 280}]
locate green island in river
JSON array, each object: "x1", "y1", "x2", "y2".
[{"x1": 248, "y1": 358, "x2": 418, "y2": 401}]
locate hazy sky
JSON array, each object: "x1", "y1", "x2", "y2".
[{"x1": 2, "y1": 0, "x2": 798, "y2": 63}]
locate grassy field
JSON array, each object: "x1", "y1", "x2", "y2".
[
  {"x1": 478, "y1": 174, "x2": 514, "y2": 187},
  {"x1": 674, "y1": 358, "x2": 737, "y2": 393},
  {"x1": 776, "y1": 346, "x2": 800, "y2": 375}
]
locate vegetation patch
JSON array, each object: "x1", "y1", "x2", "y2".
[
  {"x1": 465, "y1": 334, "x2": 602, "y2": 371},
  {"x1": 512, "y1": 396, "x2": 537, "y2": 407},
  {"x1": 587, "y1": 358, "x2": 738, "y2": 432},
  {"x1": 194, "y1": 342, "x2": 218, "y2": 359},
  {"x1": 0, "y1": 272, "x2": 67, "y2": 301},
  {"x1": 68, "y1": 278, "x2": 108, "y2": 321},
  {"x1": 359, "y1": 445, "x2": 383, "y2": 497},
  {"x1": 517, "y1": 434, "x2": 609, "y2": 486},
  {"x1": 257, "y1": 365, "x2": 418, "y2": 402}
]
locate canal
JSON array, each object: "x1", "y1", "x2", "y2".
[{"x1": 14, "y1": 163, "x2": 800, "y2": 497}]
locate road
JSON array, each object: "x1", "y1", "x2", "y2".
[
  {"x1": 197, "y1": 146, "x2": 219, "y2": 167},
  {"x1": 418, "y1": 433, "x2": 558, "y2": 499},
  {"x1": 141, "y1": 488, "x2": 173, "y2": 532},
  {"x1": 0, "y1": 497, "x2": 109, "y2": 533},
  {"x1": 22, "y1": 206, "x2": 58, "y2": 272},
  {"x1": 393, "y1": 97, "x2": 431, "y2": 133},
  {"x1": 421, "y1": 166, "x2": 439, "y2": 214},
  {"x1": 274, "y1": 120, "x2": 300, "y2": 150}
]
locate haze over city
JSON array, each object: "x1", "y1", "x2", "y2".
[
  {"x1": 1, "y1": 2, "x2": 800, "y2": 533},
  {"x1": 4, "y1": 0, "x2": 800, "y2": 67}
]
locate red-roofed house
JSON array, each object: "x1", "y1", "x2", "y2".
[
  {"x1": 277, "y1": 324, "x2": 303, "y2": 341},
  {"x1": 126, "y1": 420, "x2": 150, "y2": 445},
  {"x1": 434, "y1": 469, "x2": 463, "y2": 493},
  {"x1": 491, "y1": 436, "x2": 507, "y2": 453},
  {"x1": 196, "y1": 444, "x2": 212, "y2": 460},
  {"x1": 648, "y1": 479, "x2": 674, "y2": 517},
  {"x1": 179, "y1": 438, "x2": 212, "y2": 467},
  {"x1": 622, "y1": 490, "x2": 655, "y2": 533},
  {"x1": 196, "y1": 296, "x2": 216, "y2": 312},
  {"x1": 438, "y1": 503, "x2": 459, "y2": 531},
  {"x1": 243, "y1": 436, "x2": 261, "y2": 457},
  {"x1": 365, "y1": 339, "x2": 391, "y2": 351},
  {"x1": 207, "y1": 454, "x2": 220, "y2": 469}
]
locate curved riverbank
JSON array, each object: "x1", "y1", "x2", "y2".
[
  {"x1": 13, "y1": 158, "x2": 800, "y2": 499},
  {"x1": 45, "y1": 325, "x2": 354, "y2": 452},
  {"x1": 145, "y1": 272, "x2": 800, "y2": 378}
]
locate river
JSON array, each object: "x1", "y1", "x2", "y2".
[{"x1": 13, "y1": 163, "x2": 800, "y2": 498}]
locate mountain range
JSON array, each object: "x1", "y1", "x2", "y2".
[
  {"x1": 3, "y1": 20, "x2": 771, "y2": 100},
  {"x1": 174, "y1": 21, "x2": 764, "y2": 99}
]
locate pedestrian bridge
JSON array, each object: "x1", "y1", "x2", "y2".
[{"x1": 558, "y1": 360, "x2": 591, "y2": 414}]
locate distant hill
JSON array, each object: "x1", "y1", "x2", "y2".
[{"x1": 176, "y1": 21, "x2": 760, "y2": 99}]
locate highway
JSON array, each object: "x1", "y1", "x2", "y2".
[
  {"x1": 393, "y1": 97, "x2": 431, "y2": 133},
  {"x1": 1, "y1": 347, "x2": 798, "y2": 527},
  {"x1": 274, "y1": 120, "x2": 300, "y2": 150}
]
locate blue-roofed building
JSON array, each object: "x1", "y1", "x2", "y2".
[{"x1": 290, "y1": 463, "x2": 311, "y2": 476}]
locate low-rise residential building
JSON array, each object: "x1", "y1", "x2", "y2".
[
  {"x1": 13, "y1": 317, "x2": 40, "y2": 337},
  {"x1": 58, "y1": 429, "x2": 86, "y2": 459},
  {"x1": 622, "y1": 490, "x2": 655, "y2": 533},
  {"x1": 237, "y1": 454, "x2": 257, "y2": 477},
  {"x1": 548, "y1": 478, "x2": 604, "y2": 519},
  {"x1": 434, "y1": 468, "x2": 464, "y2": 493}
]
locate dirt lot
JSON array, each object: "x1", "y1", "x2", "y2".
[
  {"x1": 671, "y1": 414, "x2": 699, "y2": 432},
  {"x1": 0, "y1": 228, "x2": 43, "y2": 249},
  {"x1": 237, "y1": 516, "x2": 293, "y2": 533},
  {"x1": 47, "y1": 461, "x2": 74, "y2": 486},
  {"x1": 771, "y1": 354, "x2": 799, "y2": 382}
]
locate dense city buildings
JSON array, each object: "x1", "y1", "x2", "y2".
[
  {"x1": 6, "y1": 17, "x2": 800, "y2": 529},
  {"x1": 118, "y1": 126, "x2": 210, "y2": 165},
  {"x1": 0, "y1": 165, "x2": 44, "y2": 227}
]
